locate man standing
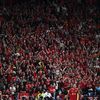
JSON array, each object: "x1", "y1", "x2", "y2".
[{"x1": 68, "y1": 84, "x2": 80, "y2": 100}]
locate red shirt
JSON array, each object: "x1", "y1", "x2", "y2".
[
  {"x1": 69, "y1": 88, "x2": 79, "y2": 100},
  {"x1": 48, "y1": 86, "x2": 56, "y2": 93}
]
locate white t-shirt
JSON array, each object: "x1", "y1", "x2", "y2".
[
  {"x1": 44, "y1": 92, "x2": 52, "y2": 98},
  {"x1": 10, "y1": 86, "x2": 16, "y2": 94}
]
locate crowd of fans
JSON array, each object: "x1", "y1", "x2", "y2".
[{"x1": 0, "y1": 0, "x2": 100, "y2": 99}]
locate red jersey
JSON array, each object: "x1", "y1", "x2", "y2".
[
  {"x1": 48, "y1": 86, "x2": 56, "y2": 93},
  {"x1": 69, "y1": 88, "x2": 79, "y2": 100}
]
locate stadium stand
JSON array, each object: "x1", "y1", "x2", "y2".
[{"x1": 0, "y1": 0, "x2": 100, "y2": 100}]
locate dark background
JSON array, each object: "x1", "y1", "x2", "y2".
[{"x1": 0, "y1": 0, "x2": 99, "y2": 7}]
